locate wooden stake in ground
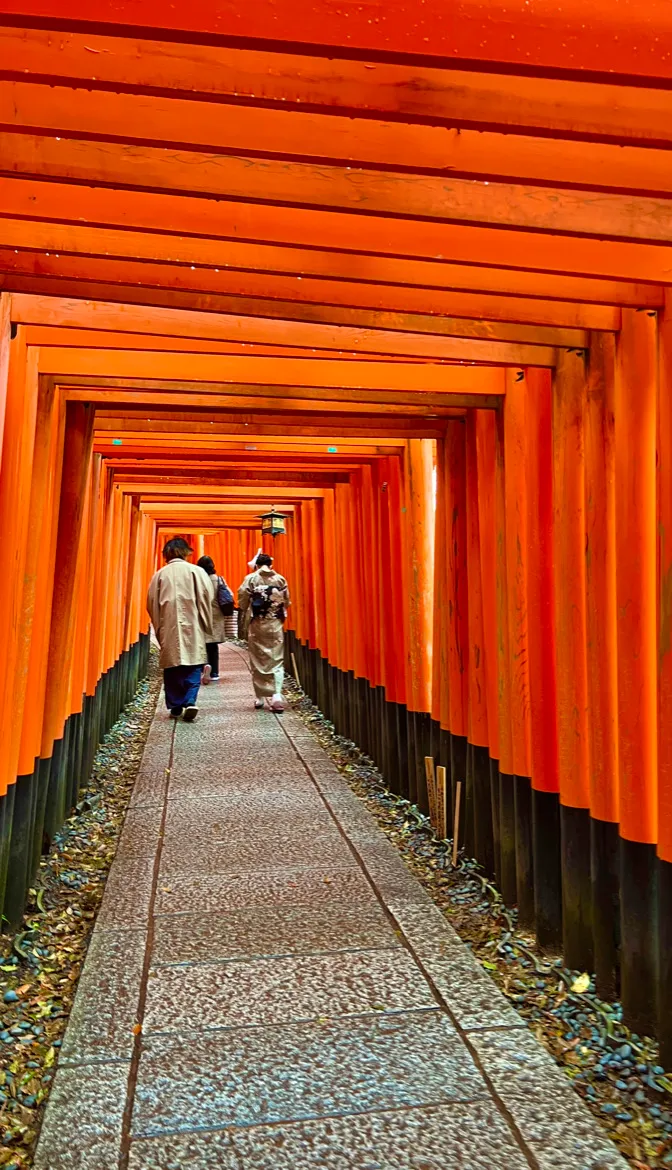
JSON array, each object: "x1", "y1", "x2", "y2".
[
  {"x1": 436, "y1": 765, "x2": 448, "y2": 839},
  {"x1": 452, "y1": 780, "x2": 463, "y2": 867},
  {"x1": 291, "y1": 651, "x2": 301, "y2": 690},
  {"x1": 424, "y1": 756, "x2": 436, "y2": 828}
]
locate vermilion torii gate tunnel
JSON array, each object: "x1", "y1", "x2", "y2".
[{"x1": 0, "y1": 0, "x2": 672, "y2": 1064}]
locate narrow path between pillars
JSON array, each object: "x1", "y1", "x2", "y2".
[{"x1": 34, "y1": 646, "x2": 627, "y2": 1170}]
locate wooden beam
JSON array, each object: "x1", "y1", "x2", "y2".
[
  {"x1": 92, "y1": 417, "x2": 447, "y2": 437},
  {"x1": 2, "y1": 1, "x2": 671, "y2": 81},
  {"x1": 0, "y1": 176, "x2": 667, "y2": 284},
  {"x1": 0, "y1": 219, "x2": 658, "y2": 308},
  {"x1": 64, "y1": 386, "x2": 495, "y2": 414},
  {"x1": 3, "y1": 273, "x2": 619, "y2": 332},
  {"x1": 26, "y1": 326, "x2": 445, "y2": 362},
  {"x1": 4, "y1": 80, "x2": 672, "y2": 195},
  {"x1": 4, "y1": 30, "x2": 672, "y2": 149},
  {"x1": 64, "y1": 388, "x2": 482, "y2": 415},
  {"x1": 3, "y1": 133, "x2": 672, "y2": 245},
  {"x1": 10, "y1": 295, "x2": 591, "y2": 350},
  {"x1": 38, "y1": 348, "x2": 508, "y2": 392}
]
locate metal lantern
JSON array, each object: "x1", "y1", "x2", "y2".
[{"x1": 259, "y1": 506, "x2": 287, "y2": 538}]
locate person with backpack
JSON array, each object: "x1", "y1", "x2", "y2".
[
  {"x1": 239, "y1": 552, "x2": 290, "y2": 711},
  {"x1": 197, "y1": 555, "x2": 234, "y2": 684}
]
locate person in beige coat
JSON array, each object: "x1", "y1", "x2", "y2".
[{"x1": 146, "y1": 537, "x2": 213, "y2": 721}]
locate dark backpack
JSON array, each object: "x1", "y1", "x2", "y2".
[{"x1": 217, "y1": 577, "x2": 234, "y2": 616}]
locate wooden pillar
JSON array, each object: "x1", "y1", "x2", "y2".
[
  {"x1": 553, "y1": 348, "x2": 593, "y2": 970},
  {"x1": 503, "y1": 370, "x2": 534, "y2": 925},
  {"x1": 444, "y1": 422, "x2": 469, "y2": 845},
  {"x1": 616, "y1": 309, "x2": 658, "y2": 1036},
  {"x1": 525, "y1": 368, "x2": 562, "y2": 950},
  {"x1": 476, "y1": 410, "x2": 501, "y2": 883},
  {"x1": 0, "y1": 335, "x2": 39, "y2": 799},
  {"x1": 494, "y1": 407, "x2": 516, "y2": 902},
  {"x1": 0, "y1": 338, "x2": 40, "y2": 923},
  {"x1": 584, "y1": 333, "x2": 620, "y2": 996},
  {"x1": 41, "y1": 403, "x2": 95, "y2": 763},
  {"x1": 465, "y1": 413, "x2": 493, "y2": 874},
  {"x1": 658, "y1": 293, "x2": 672, "y2": 1066}
]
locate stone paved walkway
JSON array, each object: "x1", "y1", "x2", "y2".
[{"x1": 35, "y1": 646, "x2": 628, "y2": 1170}]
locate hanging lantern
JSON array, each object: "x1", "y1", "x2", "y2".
[{"x1": 259, "y1": 506, "x2": 287, "y2": 538}]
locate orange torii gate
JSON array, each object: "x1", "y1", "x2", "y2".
[{"x1": 0, "y1": 0, "x2": 671, "y2": 1065}]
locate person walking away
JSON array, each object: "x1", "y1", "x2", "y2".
[
  {"x1": 240, "y1": 552, "x2": 290, "y2": 711},
  {"x1": 147, "y1": 538, "x2": 213, "y2": 722},
  {"x1": 197, "y1": 554, "x2": 234, "y2": 683},
  {"x1": 237, "y1": 547, "x2": 262, "y2": 642}
]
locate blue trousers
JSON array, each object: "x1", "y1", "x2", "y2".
[{"x1": 164, "y1": 664, "x2": 203, "y2": 711}]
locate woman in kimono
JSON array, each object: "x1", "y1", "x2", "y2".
[
  {"x1": 237, "y1": 548, "x2": 261, "y2": 642},
  {"x1": 239, "y1": 552, "x2": 290, "y2": 711}
]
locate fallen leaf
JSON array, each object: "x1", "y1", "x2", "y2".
[{"x1": 571, "y1": 972, "x2": 590, "y2": 994}]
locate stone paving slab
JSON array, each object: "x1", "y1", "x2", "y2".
[
  {"x1": 128, "y1": 1101, "x2": 531, "y2": 1170},
  {"x1": 34, "y1": 1060, "x2": 130, "y2": 1170},
  {"x1": 131, "y1": 1012, "x2": 488, "y2": 1137},
  {"x1": 152, "y1": 901, "x2": 400, "y2": 964},
  {"x1": 469, "y1": 1028, "x2": 629, "y2": 1169},
  {"x1": 158, "y1": 827, "x2": 355, "y2": 878},
  {"x1": 153, "y1": 862, "x2": 377, "y2": 915},
  {"x1": 161, "y1": 791, "x2": 333, "y2": 839},
  {"x1": 144, "y1": 948, "x2": 435, "y2": 1033},
  {"x1": 37, "y1": 647, "x2": 629, "y2": 1170},
  {"x1": 60, "y1": 928, "x2": 146, "y2": 1065}
]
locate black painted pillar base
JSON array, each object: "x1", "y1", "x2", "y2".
[
  {"x1": 620, "y1": 837, "x2": 658, "y2": 1037},
  {"x1": 591, "y1": 817, "x2": 621, "y2": 1000},
  {"x1": 490, "y1": 757, "x2": 502, "y2": 888},
  {"x1": 658, "y1": 857, "x2": 672, "y2": 1068},
  {"x1": 471, "y1": 744, "x2": 494, "y2": 877},
  {"x1": 450, "y1": 734, "x2": 467, "y2": 847},
  {"x1": 415, "y1": 711, "x2": 431, "y2": 817},
  {"x1": 4, "y1": 770, "x2": 36, "y2": 928},
  {"x1": 532, "y1": 789, "x2": 563, "y2": 951},
  {"x1": 0, "y1": 784, "x2": 16, "y2": 928},
  {"x1": 514, "y1": 774, "x2": 535, "y2": 928},
  {"x1": 396, "y1": 703, "x2": 410, "y2": 801},
  {"x1": 499, "y1": 770, "x2": 517, "y2": 905},
  {"x1": 560, "y1": 804, "x2": 594, "y2": 972}
]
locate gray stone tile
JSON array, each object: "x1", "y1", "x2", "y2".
[
  {"x1": 162, "y1": 791, "x2": 332, "y2": 840},
  {"x1": 144, "y1": 948, "x2": 433, "y2": 1033},
  {"x1": 158, "y1": 827, "x2": 354, "y2": 878},
  {"x1": 96, "y1": 853, "x2": 156, "y2": 930},
  {"x1": 129, "y1": 764, "x2": 168, "y2": 808},
  {"x1": 115, "y1": 804, "x2": 164, "y2": 860},
  {"x1": 128, "y1": 1100, "x2": 530, "y2": 1169},
  {"x1": 33, "y1": 1060, "x2": 131, "y2": 1170},
  {"x1": 387, "y1": 902, "x2": 466, "y2": 952},
  {"x1": 324, "y1": 792, "x2": 382, "y2": 836},
  {"x1": 152, "y1": 901, "x2": 399, "y2": 964},
  {"x1": 60, "y1": 929, "x2": 146, "y2": 1065},
  {"x1": 132, "y1": 1012, "x2": 488, "y2": 1136},
  {"x1": 420, "y1": 949, "x2": 525, "y2": 1031},
  {"x1": 469, "y1": 1029, "x2": 628, "y2": 1169},
  {"x1": 167, "y1": 771, "x2": 315, "y2": 799},
  {"x1": 154, "y1": 863, "x2": 377, "y2": 915}
]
